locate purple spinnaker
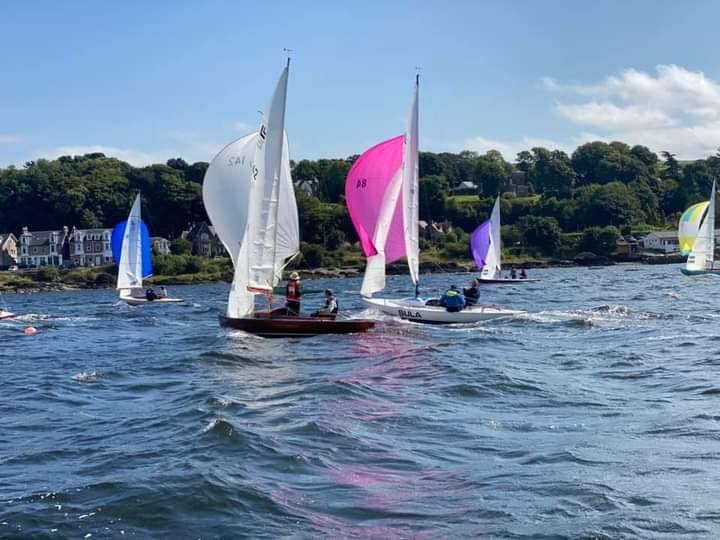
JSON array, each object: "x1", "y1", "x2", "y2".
[{"x1": 471, "y1": 220, "x2": 492, "y2": 269}]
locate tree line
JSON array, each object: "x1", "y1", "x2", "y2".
[{"x1": 0, "y1": 141, "x2": 717, "y2": 265}]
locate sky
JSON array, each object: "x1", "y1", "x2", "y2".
[{"x1": 3, "y1": 0, "x2": 720, "y2": 167}]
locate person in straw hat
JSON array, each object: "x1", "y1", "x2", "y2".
[{"x1": 285, "y1": 271, "x2": 302, "y2": 316}]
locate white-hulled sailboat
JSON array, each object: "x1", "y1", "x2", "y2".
[
  {"x1": 346, "y1": 77, "x2": 523, "y2": 324},
  {"x1": 0, "y1": 292, "x2": 14, "y2": 319},
  {"x1": 474, "y1": 196, "x2": 538, "y2": 284},
  {"x1": 680, "y1": 180, "x2": 720, "y2": 276},
  {"x1": 114, "y1": 193, "x2": 184, "y2": 305},
  {"x1": 202, "y1": 59, "x2": 374, "y2": 337}
]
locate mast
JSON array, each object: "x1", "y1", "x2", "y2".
[
  {"x1": 268, "y1": 56, "x2": 290, "y2": 295},
  {"x1": 403, "y1": 74, "x2": 420, "y2": 296},
  {"x1": 709, "y1": 180, "x2": 716, "y2": 269}
]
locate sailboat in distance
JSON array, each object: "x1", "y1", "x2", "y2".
[
  {"x1": 113, "y1": 193, "x2": 184, "y2": 305},
  {"x1": 679, "y1": 180, "x2": 720, "y2": 276},
  {"x1": 202, "y1": 59, "x2": 374, "y2": 337},
  {"x1": 472, "y1": 196, "x2": 538, "y2": 284},
  {"x1": 346, "y1": 76, "x2": 523, "y2": 324}
]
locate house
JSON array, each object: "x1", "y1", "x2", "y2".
[
  {"x1": 0, "y1": 233, "x2": 18, "y2": 268},
  {"x1": 295, "y1": 177, "x2": 319, "y2": 196},
  {"x1": 507, "y1": 171, "x2": 531, "y2": 196},
  {"x1": 450, "y1": 181, "x2": 476, "y2": 195},
  {"x1": 181, "y1": 222, "x2": 224, "y2": 257},
  {"x1": 616, "y1": 235, "x2": 640, "y2": 256},
  {"x1": 642, "y1": 232, "x2": 679, "y2": 253},
  {"x1": 67, "y1": 227, "x2": 113, "y2": 267},
  {"x1": 151, "y1": 236, "x2": 171, "y2": 255},
  {"x1": 17, "y1": 227, "x2": 70, "y2": 267}
]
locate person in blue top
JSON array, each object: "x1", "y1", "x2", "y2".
[{"x1": 440, "y1": 285, "x2": 465, "y2": 312}]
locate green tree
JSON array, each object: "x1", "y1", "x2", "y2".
[
  {"x1": 579, "y1": 226, "x2": 620, "y2": 255},
  {"x1": 419, "y1": 175, "x2": 448, "y2": 221},
  {"x1": 518, "y1": 215, "x2": 562, "y2": 255},
  {"x1": 473, "y1": 150, "x2": 511, "y2": 196},
  {"x1": 170, "y1": 238, "x2": 192, "y2": 255}
]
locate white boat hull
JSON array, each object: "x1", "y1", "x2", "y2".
[
  {"x1": 362, "y1": 297, "x2": 523, "y2": 324},
  {"x1": 0, "y1": 310, "x2": 15, "y2": 320},
  {"x1": 120, "y1": 295, "x2": 184, "y2": 306}
]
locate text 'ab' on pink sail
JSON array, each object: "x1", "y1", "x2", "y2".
[
  {"x1": 471, "y1": 220, "x2": 492, "y2": 269},
  {"x1": 345, "y1": 135, "x2": 406, "y2": 263}
]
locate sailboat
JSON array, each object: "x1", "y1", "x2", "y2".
[
  {"x1": 346, "y1": 77, "x2": 523, "y2": 324},
  {"x1": 473, "y1": 196, "x2": 537, "y2": 284},
  {"x1": 113, "y1": 193, "x2": 184, "y2": 305},
  {"x1": 202, "y1": 59, "x2": 374, "y2": 337},
  {"x1": 679, "y1": 180, "x2": 720, "y2": 276}
]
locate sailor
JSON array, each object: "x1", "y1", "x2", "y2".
[
  {"x1": 313, "y1": 289, "x2": 338, "y2": 317},
  {"x1": 285, "y1": 271, "x2": 302, "y2": 316},
  {"x1": 159, "y1": 286, "x2": 168, "y2": 298},
  {"x1": 520, "y1": 268, "x2": 527, "y2": 279},
  {"x1": 510, "y1": 267, "x2": 517, "y2": 279},
  {"x1": 440, "y1": 285, "x2": 465, "y2": 313},
  {"x1": 463, "y1": 279, "x2": 480, "y2": 307},
  {"x1": 145, "y1": 287, "x2": 158, "y2": 301}
]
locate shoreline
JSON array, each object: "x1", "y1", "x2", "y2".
[{"x1": 0, "y1": 254, "x2": 683, "y2": 294}]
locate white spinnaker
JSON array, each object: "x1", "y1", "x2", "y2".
[
  {"x1": 247, "y1": 62, "x2": 292, "y2": 293},
  {"x1": 117, "y1": 193, "x2": 143, "y2": 292},
  {"x1": 360, "y1": 168, "x2": 403, "y2": 296},
  {"x1": 403, "y1": 76, "x2": 420, "y2": 287},
  {"x1": 687, "y1": 181, "x2": 716, "y2": 272},
  {"x1": 481, "y1": 197, "x2": 501, "y2": 279},
  {"x1": 203, "y1": 132, "x2": 257, "y2": 317}
]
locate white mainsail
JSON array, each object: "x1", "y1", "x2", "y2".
[
  {"x1": 117, "y1": 193, "x2": 143, "y2": 292},
  {"x1": 203, "y1": 61, "x2": 299, "y2": 317},
  {"x1": 403, "y1": 75, "x2": 420, "y2": 287},
  {"x1": 686, "y1": 180, "x2": 716, "y2": 272},
  {"x1": 480, "y1": 196, "x2": 502, "y2": 279},
  {"x1": 247, "y1": 62, "x2": 295, "y2": 293}
]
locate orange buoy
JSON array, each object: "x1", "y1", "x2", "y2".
[{"x1": 24, "y1": 326, "x2": 37, "y2": 336}]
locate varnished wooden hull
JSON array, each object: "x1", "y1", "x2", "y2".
[{"x1": 219, "y1": 314, "x2": 375, "y2": 337}]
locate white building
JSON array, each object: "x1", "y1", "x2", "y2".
[
  {"x1": 642, "y1": 232, "x2": 679, "y2": 253},
  {"x1": 642, "y1": 229, "x2": 720, "y2": 254}
]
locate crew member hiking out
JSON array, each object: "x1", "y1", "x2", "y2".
[{"x1": 285, "y1": 271, "x2": 302, "y2": 316}]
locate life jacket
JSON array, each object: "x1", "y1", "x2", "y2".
[
  {"x1": 286, "y1": 281, "x2": 301, "y2": 301},
  {"x1": 442, "y1": 289, "x2": 464, "y2": 309}
]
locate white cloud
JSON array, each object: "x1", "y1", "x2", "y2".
[
  {"x1": 555, "y1": 102, "x2": 675, "y2": 130},
  {"x1": 0, "y1": 134, "x2": 24, "y2": 144},
  {"x1": 545, "y1": 64, "x2": 720, "y2": 158}
]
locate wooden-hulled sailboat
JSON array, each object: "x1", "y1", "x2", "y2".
[
  {"x1": 114, "y1": 193, "x2": 184, "y2": 305},
  {"x1": 473, "y1": 196, "x2": 538, "y2": 284},
  {"x1": 202, "y1": 59, "x2": 374, "y2": 337},
  {"x1": 345, "y1": 77, "x2": 523, "y2": 324},
  {"x1": 680, "y1": 180, "x2": 720, "y2": 276}
]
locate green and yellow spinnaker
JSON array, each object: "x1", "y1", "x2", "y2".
[{"x1": 678, "y1": 201, "x2": 710, "y2": 255}]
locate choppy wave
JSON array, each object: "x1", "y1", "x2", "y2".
[{"x1": 4, "y1": 266, "x2": 720, "y2": 537}]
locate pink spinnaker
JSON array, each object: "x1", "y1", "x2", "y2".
[{"x1": 344, "y1": 135, "x2": 406, "y2": 263}]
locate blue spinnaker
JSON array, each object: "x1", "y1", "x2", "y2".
[{"x1": 111, "y1": 220, "x2": 153, "y2": 279}]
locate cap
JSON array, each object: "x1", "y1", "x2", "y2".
[{"x1": 290, "y1": 271, "x2": 300, "y2": 280}]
